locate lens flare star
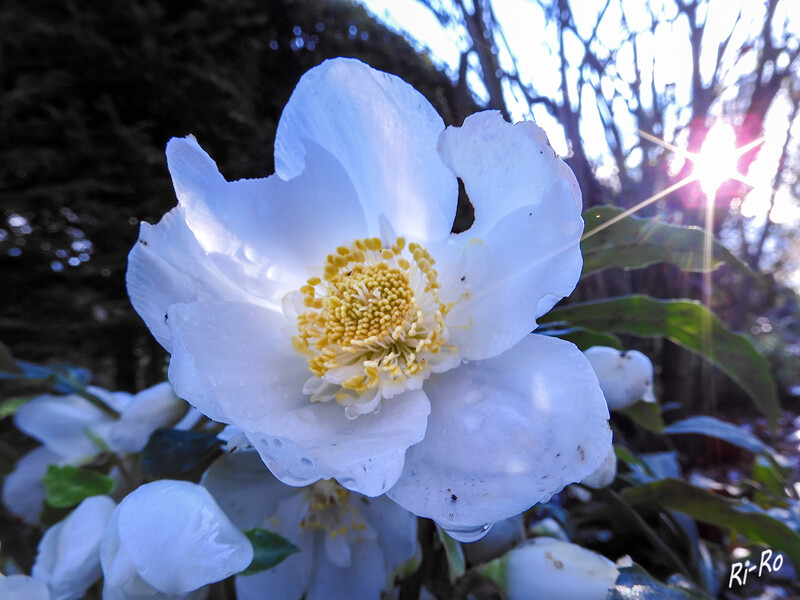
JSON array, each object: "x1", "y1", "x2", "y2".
[{"x1": 583, "y1": 124, "x2": 764, "y2": 242}]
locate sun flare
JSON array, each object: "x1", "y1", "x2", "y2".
[{"x1": 694, "y1": 123, "x2": 739, "y2": 195}]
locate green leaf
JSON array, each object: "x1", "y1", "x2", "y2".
[
  {"x1": 621, "y1": 478, "x2": 800, "y2": 569},
  {"x1": 752, "y1": 455, "x2": 787, "y2": 501},
  {"x1": 240, "y1": 528, "x2": 300, "y2": 576},
  {"x1": 615, "y1": 448, "x2": 679, "y2": 484},
  {"x1": 664, "y1": 416, "x2": 777, "y2": 459},
  {"x1": 639, "y1": 452, "x2": 681, "y2": 480},
  {"x1": 607, "y1": 562, "x2": 715, "y2": 599},
  {"x1": 43, "y1": 464, "x2": 115, "y2": 508},
  {"x1": 540, "y1": 296, "x2": 780, "y2": 427},
  {"x1": 540, "y1": 326, "x2": 623, "y2": 351},
  {"x1": 602, "y1": 489, "x2": 693, "y2": 580},
  {"x1": 0, "y1": 396, "x2": 32, "y2": 419},
  {"x1": 141, "y1": 428, "x2": 223, "y2": 479},
  {"x1": 619, "y1": 400, "x2": 665, "y2": 432},
  {"x1": 581, "y1": 206, "x2": 752, "y2": 278},
  {"x1": 436, "y1": 526, "x2": 466, "y2": 582}
]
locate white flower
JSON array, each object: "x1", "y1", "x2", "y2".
[
  {"x1": 99, "y1": 480, "x2": 252, "y2": 600},
  {"x1": 201, "y1": 451, "x2": 419, "y2": 600},
  {"x1": 14, "y1": 390, "x2": 121, "y2": 461},
  {"x1": 126, "y1": 57, "x2": 611, "y2": 536},
  {"x1": 584, "y1": 346, "x2": 656, "y2": 410},
  {"x1": 2, "y1": 383, "x2": 187, "y2": 523},
  {"x1": 106, "y1": 382, "x2": 188, "y2": 452},
  {"x1": 480, "y1": 537, "x2": 619, "y2": 600},
  {"x1": 12, "y1": 383, "x2": 186, "y2": 457},
  {"x1": 2, "y1": 391, "x2": 116, "y2": 524},
  {"x1": 32, "y1": 495, "x2": 116, "y2": 600},
  {"x1": 0, "y1": 574, "x2": 50, "y2": 600}
]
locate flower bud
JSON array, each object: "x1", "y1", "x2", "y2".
[
  {"x1": 480, "y1": 537, "x2": 619, "y2": 600},
  {"x1": 33, "y1": 495, "x2": 116, "y2": 600},
  {"x1": 584, "y1": 347, "x2": 655, "y2": 409},
  {"x1": 100, "y1": 480, "x2": 252, "y2": 599}
]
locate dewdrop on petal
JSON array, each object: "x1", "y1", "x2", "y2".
[{"x1": 584, "y1": 346, "x2": 656, "y2": 410}]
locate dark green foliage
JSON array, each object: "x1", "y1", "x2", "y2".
[
  {"x1": 542, "y1": 295, "x2": 781, "y2": 426},
  {"x1": 581, "y1": 206, "x2": 753, "y2": 278},
  {"x1": 240, "y1": 528, "x2": 300, "y2": 576},
  {"x1": 538, "y1": 325, "x2": 623, "y2": 351},
  {"x1": 622, "y1": 478, "x2": 800, "y2": 570},
  {"x1": 663, "y1": 416, "x2": 779, "y2": 460},
  {"x1": 141, "y1": 428, "x2": 223, "y2": 478},
  {"x1": 0, "y1": 0, "x2": 472, "y2": 391}
]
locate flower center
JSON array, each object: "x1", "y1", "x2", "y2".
[
  {"x1": 299, "y1": 480, "x2": 365, "y2": 538},
  {"x1": 292, "y1": 236, "x2": 458, "y2": 417}
]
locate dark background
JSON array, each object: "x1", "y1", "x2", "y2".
[{"x1": 0, "y1": 0, "x2": 478, "y2": 392}]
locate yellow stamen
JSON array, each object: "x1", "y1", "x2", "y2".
[{"x1": 292, "y1": 236, "x2": 454, "y2": 407}]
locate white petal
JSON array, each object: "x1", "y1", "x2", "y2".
[
  {"x1": 127, "y1": 207, "x2": 256, "y2": 353},
  {"x1": 355, "y1": 495, "x2": 420, "y2": 584},
  {"x1": 304, "y1": 533, "x2": 387, "y2": 600},
  {"x1": 166, "y1": 300, "x2": 308, "y2": 426},
  {"x1": 33, "y1": 495, "x2": 116, "y2": 600},
  {"x1": 275, "y1": 58, "x2": 457, "y2": 244},
  {"x1": 244, "y1": 390, "x2": 430, "y2": 497},
  {"x1": 584, "y1": 347, "x2": 656, "y2": 410},
  {"x1": 2, "y1": 447, "x2": 60, "y2": 524},
  {"x1": 438, "y1": 111, "x2": 581, "y2": 237},
  {"x1": 167, "y1": 301, "x2": 430, "y2": 497},
  {"x1": 496, "y1": 538, "x2": 619, "y2": 600},
  {"x1": 128, "y1": 135, "x2": 368, "y2": 354},
  {"x1": 200, "y1": 452, "x2": 296, "y2": 530},
  {"x1": 235, "y1": 494, "x2": 314, "y2": 600},
  {"x1": 387, "y1": 335, "x2": 611, "y2": 531},
  {"x1": 14, "y1": 394, "x2": 112, "y2": 460},
  {"x1": 109, "y1": 480, "x2": 252, "y2": 594},
  {"x1": 169, "y1": 136, "x2": 368, "y2": 293},
  {"x1": 110, "y1": 382, "x2": 186, "y2": 453},
  {"x1": 100, "y1": 507, "x2": 164, "y2": 600},
  {"x1": 445, "y1": 180, "x2": 582, "y2": 361},
  {"x1": 0, "y1": 575, "x2": 50, "y2": 600},
  {"x1": 580, "y1": 446, "x2": 618, "y2": 489}
]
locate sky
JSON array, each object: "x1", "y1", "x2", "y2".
[{"x1": 358, "y1": 0, "x2": 800, "y2": 234}]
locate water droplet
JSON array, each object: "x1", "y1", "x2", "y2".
[
  {"x1": 272, "y1": 439, "x2": 282, "y2": 448},
  {"x1": 464, "y1": 390, "x2": 483, "y2": 405},
  {"x1": 442, "y1": 522, "x2": 492, "y2": 542}
]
